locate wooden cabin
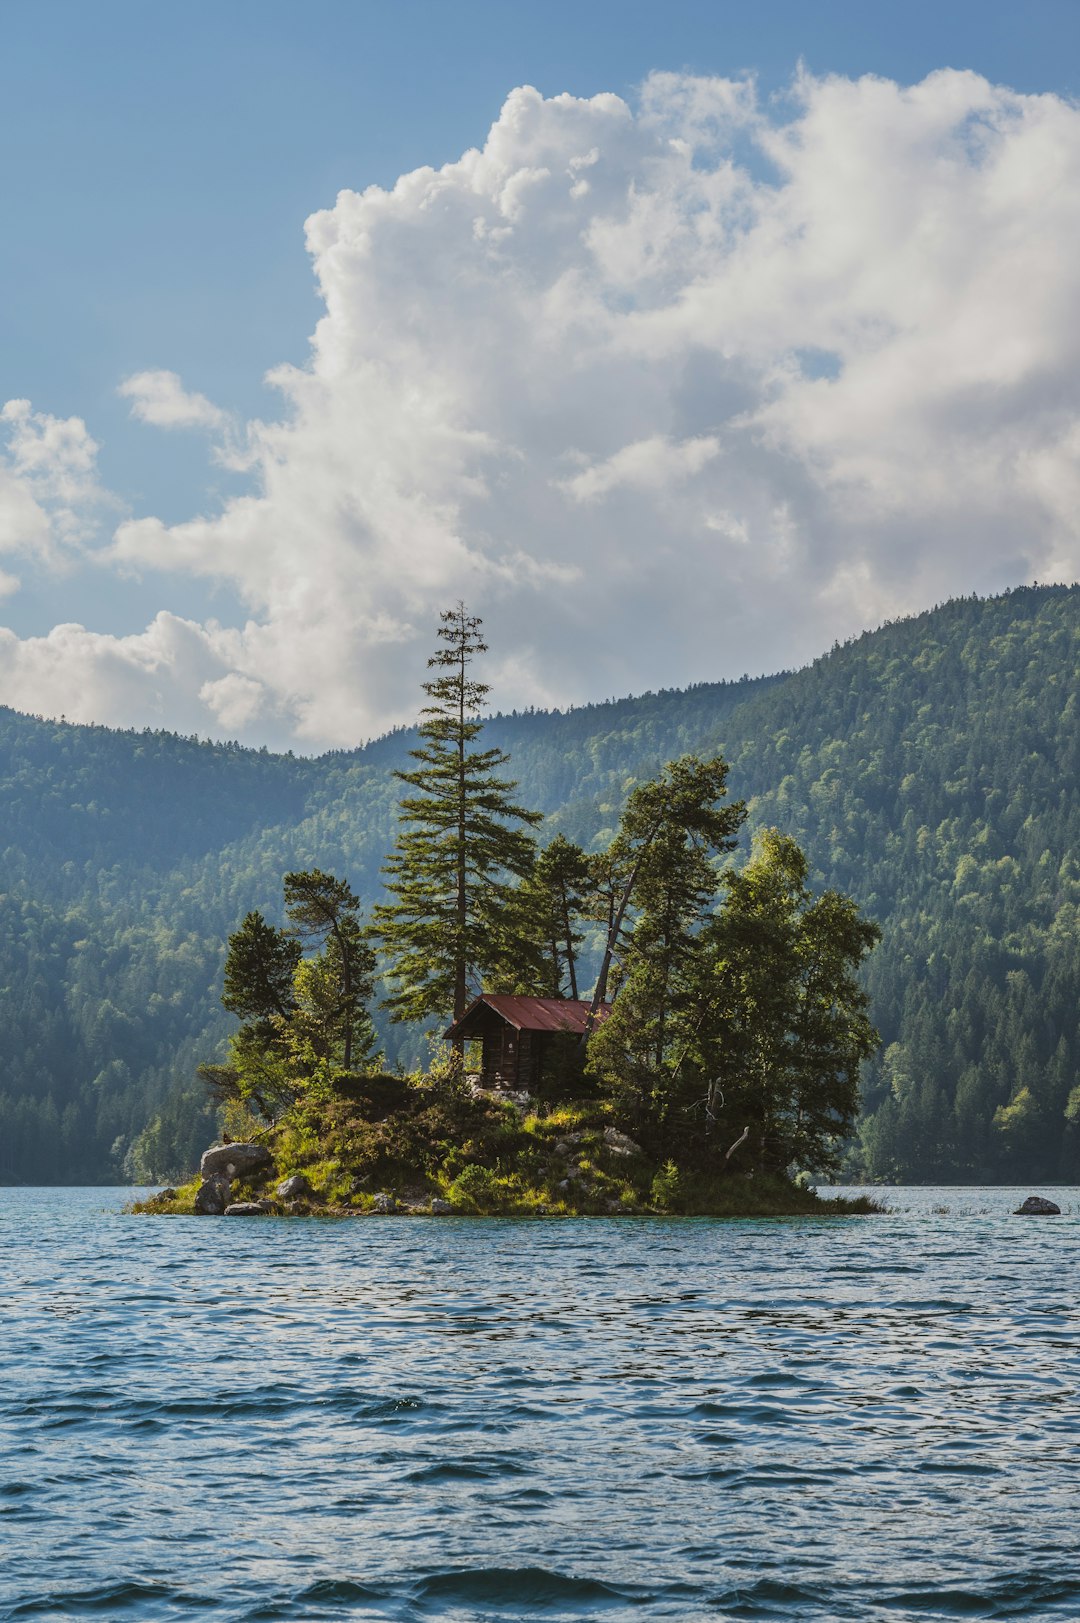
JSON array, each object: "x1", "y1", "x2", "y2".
[{"x1": 444, "y1": 995, "x2": 613, "y2": 1093}]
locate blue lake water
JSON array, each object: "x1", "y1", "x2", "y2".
[{"x1": 2, "y1": 1186, "x2": 1079, "y2": 1622}]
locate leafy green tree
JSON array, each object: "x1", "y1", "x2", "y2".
[
  {"x1": 375, "y1": 604, "x2": 541, "y2": 1034},
  {"x1": 687, "y1": 830, "x2": 880, "y2": 1175},
  {"x1": 585, "y1": 756, "x2": 745, "y2": 1123},
  {"x1": 284, "y1": 916, "x2": 380, "y2": 1079},
  {"x1": 282, "y1": 869, "x2": 374, "y2": 1073},
  {"x1": 583, "y1": 755, "x2": 745, "y2": 1035},
  {"x1": 199, "y1": 910, "x2": 302, "y2": 1121},
  {"x1": 201, "y1": 871, "x2": 378, "y2": 1120}
]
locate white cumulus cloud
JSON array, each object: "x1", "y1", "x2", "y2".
[
  {"x1": 0, "y1": 399, "x2": 111, "y2": 564},
  {"x1": 118, "y1": 370, "x2": 229, "y2": 431},
  {"x1": 561, "y1": 435, "x2": 722, "y2": 503},
  {"x1": 5, "y1": 67, "x2": 1080, "y2": 747}
]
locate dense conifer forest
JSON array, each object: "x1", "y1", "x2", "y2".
[{"x1": 2, "y1": 584, "x2": 1079, "y2": 1185}]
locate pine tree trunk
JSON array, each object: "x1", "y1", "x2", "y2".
[
  {"x1": 454, "y1": 638, "x2": 467, "y2": 1047},
  {"x1": 332, "y1": 919, "x2": 353, "y2": 1072},
  {"x1": 562, "y1": 888, "x2": 578, "y2": 1000},
  {"x1": 580, "y1": 856, "x2": 642, "y2": 1046}
]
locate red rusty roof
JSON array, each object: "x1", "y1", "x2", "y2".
[{"x1": 445, "y1": 994, "x2": 613, "y2": 1039}]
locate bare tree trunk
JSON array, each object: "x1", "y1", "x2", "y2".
[{"x1": 725, "y1": 1124, "x2": 750, "y2": 1162}]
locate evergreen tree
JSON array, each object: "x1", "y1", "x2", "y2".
[
  {"x1": 200, "y1": 910, "x2": 302, "y2": 1122},
  {"x1": 375, "y1": 604, "x2": 542, "y2": 1032},
  {"x1": 221, "y1": 910, "x2": 300, "y2": 1038},
  {"x1": 583, "y1": 755, "x2": 746, "y2": 1037},
  {"x1": 515, "y1": 834, "x2": 594, "y2": 998},
  {"x1": 585, "y1": 756, "x2": 745, "y2": 1124},
  {"x1": 284, "y1": 918, "x2": 380, "y2": 1078},
  {"x1": 200, "y1": 870, "x2": 378, "y2": 1121},
  {"x1": 282, "y1": 869, "x2": 373, "y2": 1073},
  {"x1": 687, "y1": 831, "x2": 880, "y2": 1176}
]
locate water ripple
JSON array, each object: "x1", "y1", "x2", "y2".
[{"x1": 2, "y1": 1185, "x2": 1079, "y2": 1621}]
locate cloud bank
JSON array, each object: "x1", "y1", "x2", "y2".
[{"x1": 4, "y1": 67, "x2": 1080, "y2": 748}]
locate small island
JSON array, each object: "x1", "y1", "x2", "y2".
[
  {"x1": 137, "y1": 605, "x2": 881, "y2": 1220},
  {"x1": 136, "y1": 1094, "x2": 879, "y2": 1220}
]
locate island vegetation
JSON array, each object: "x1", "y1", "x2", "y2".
[
  {"x1": 5, "y1": 586, "x2": 1080, "y2": 1189},
  {"x1": 137, "y1": 605, "x2": 880, "y2": 1217}
]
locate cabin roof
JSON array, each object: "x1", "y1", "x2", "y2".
[{"x1": 444, "y1": 994, "x2": 613, "y2": 1040}]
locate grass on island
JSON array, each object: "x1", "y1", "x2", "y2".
[{"x1": 131, "y1": 1073, "x2": 882, "y2": 1218}]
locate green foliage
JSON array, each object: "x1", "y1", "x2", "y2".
[
  {"x1": 282, "y1": 870, "x2": 376, "y2": 1075},
  {"x1": 221, "y1": 911, "x2": 300, "y2": 1028},
  {"x1": 650, "y1": 1160, "x2": 682, "y2": 1210},
  {"x1": 374, "y1": 604, "x2": 542, "y2": 1030},
  {"x1": 722, "y1": 585, "x2": 1080, "y2": 1182},
  {"x1": 588, "y1": 818, "x2": 879, "y2": 1177},
  {"x1": 585, "y1": 754, "x2": 745, "y2": 1020},
  {"x1": 448, "y1": 1163, "x2": 501, "y2": 1211},
  {"x1": 200, "y1": 869, "x2": 381, "y2": 1127},
  {"x1": 687, "y1": 831, "x2": 880, "y2": 1176},
  {"x1": 586, "y1": 754, "x2": 747, "y2": 1120},
  {"x1": 507, "y1": 834, "x2": 594, "y2": 998}
]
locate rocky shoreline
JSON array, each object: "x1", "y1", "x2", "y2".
[
  {"x1": 149, "y1": 1142, "x2": 457, "y2": 1218},
  {"x1": 131, "y1": 1135, "x2": 884, "y2": 1219}
]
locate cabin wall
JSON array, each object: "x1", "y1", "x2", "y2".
[
  {"x1": 478, "y1": 1026, "x2": 546, "y2": 1091},
  {"x1": 481, "y1": 1024, "x2": 520, "y2": 1089}
]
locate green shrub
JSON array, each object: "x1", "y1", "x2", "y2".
[
  {"x1": 448, "y1": 1163, "x2": 501, "y2": 1212},
  {"x1": 650, "y1": 1160, "x2": 682, "y2": 1211}
]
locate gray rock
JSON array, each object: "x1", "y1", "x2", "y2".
[
  {"x1": 193, "y1": 1176, "x2": 231, "y2": 1216},
  {"x1": 430, "y1": 1198, "x2": 453, "y2": 1215},
  {"x1": 277, "y1": 1173, "x2": 313, "y2": 1200},
  {"x1": 371, "y1": 1192, "x2": 397, "y2": 1214},
  {"x1": 603, "y1": 1126, "x2": 643, "y2": 1157},
  {"x1": 1015, "y1": 1195, "x2": 1062, "y2": 1216},
  {"x1": 224, "y1": 1202, "x2": 269, "y2": 1216},
  {"x1": 200, "y1": 1142, "x2": 273, "y2": 1181},
  {"x1": 153, "y1": 1187, "x2": 177, "y2": 1202}
]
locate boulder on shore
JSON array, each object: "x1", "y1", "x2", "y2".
[
  {"x1": 603, "y1": 1126, "x2": 643, "y2": 1158},
  {"x1": 277, "y1": 1173, "x2": 313, "y2": 1200},
  {"x1": 200, "y1": 1142, "x2": 273, "y2": 1181},
  {"x1": 1015, "y1": 1195, "x2": 1062, "y2": 1216},
  {"x1": 371, "y1": 1192, "x2": 397, "y2": 1213},
  {"x1": 430, "y1": 1198, "x2": 453, "y2": 1215},
  {"x1": 194, "y1": 1176, "x2": 231, "y2": 1215},
  {"x1": 225, "y1": 1201, "x2": 270, "y2": 1216}
]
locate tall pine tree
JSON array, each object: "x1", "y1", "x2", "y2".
[{"x1": 375, "y1": 604, "x2": 541, "y2": 1032}]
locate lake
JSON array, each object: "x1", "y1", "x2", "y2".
[{"x1": 2, "y1": 1186, "x2": 1078, "y2": 1621}]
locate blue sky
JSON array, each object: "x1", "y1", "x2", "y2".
[{"x1": 3, "y1": 1, "x2": 1080, "y2": 746}]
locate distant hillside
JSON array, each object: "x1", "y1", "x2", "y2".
[{"x1": 2, "y1": 586, "x2": 1079, "y2": 1184}]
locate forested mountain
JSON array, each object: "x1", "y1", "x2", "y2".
[{"x1": 2, "y1": 585, "x2": 1078, "y2": 1185}]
